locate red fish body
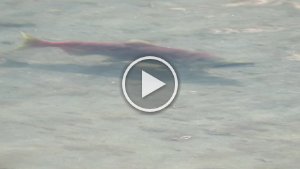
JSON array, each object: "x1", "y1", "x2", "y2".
[{"x1": 21, "y1": 33, "x2": 216, "y2": 62}]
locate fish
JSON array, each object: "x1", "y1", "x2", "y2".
[
  {"x1": 12, "y1": 32, "x2": 253, "y2": 72},
  {"x1": 0, "y1": 33, "x2": 253, "y2": 85},
  {"x1": 19, "y1": 32, "x2": 217, "y2": 63}
]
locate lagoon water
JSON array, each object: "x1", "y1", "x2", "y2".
[{"x1": 0, "y1": 0, "x2": 299, "y2": 169}]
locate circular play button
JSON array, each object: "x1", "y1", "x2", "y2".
[{"x1": 122, "y1": 56, "x2": 178, "y2": 113}]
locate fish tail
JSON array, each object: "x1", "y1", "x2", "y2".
[{"x1": 18, "y1": 32, "x2": 44, "y2": 49}]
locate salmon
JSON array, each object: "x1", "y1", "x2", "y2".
[
  {"x1": 20, "y1": 32, "x2": 216, "y2": 63},
  {"x1": 17, "y1": 33, "x2": 254, "y2": 69}
]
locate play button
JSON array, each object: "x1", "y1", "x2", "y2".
[
  {"x1": 142, "y1": 70, "x2": 165, "y2": 98},
  {"x1": 122, "y1": 56, "x2": 178, "y2": 113}
]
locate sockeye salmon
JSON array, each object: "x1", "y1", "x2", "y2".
[{"x1": 19, "y1": 32, "x2": 217, "y2": 63}]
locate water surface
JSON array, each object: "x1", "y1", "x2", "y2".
[{"x1": 0, "y1": 0, "x2": 299, "y2": 169}]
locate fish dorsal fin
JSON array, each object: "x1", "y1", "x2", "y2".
[{"x1": 126, "y1": 39, "x2": 154, "y2": 46}]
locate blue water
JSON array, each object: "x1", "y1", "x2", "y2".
[{"x1": 0, "y1": 0, "x2": 299, "y2": 169}]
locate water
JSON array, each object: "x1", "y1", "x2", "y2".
[{"x1": 0, "y1": 0, "x2": 299, "y2": 169}]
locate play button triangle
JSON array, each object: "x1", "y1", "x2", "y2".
[{"x1": 142, "y1": 70, "x2": 166, "y2": 98}]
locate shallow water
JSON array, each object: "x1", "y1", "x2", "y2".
[{"x1": 0, "y1": 0, "x2": 300, "y2": 169}]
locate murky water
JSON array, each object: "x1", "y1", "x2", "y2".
[{"x1": 0, "y1": 0, "x2": 299, "y2": 169}]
